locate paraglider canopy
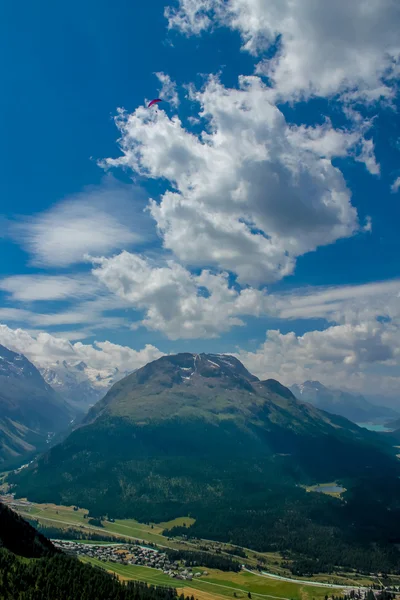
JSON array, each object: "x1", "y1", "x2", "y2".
[{"x1": 148, "y1": 98, "x2": 162, "y2": 108}]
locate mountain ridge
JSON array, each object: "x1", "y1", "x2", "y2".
[
  {"x1": 290, "y1": 379, "x2": 398, "y2": 423},
  {"x1": 39, "y1": 359, "x2": 128, "y2": 412},
  {"x1": 0, "y1": 344, "x2": 74, "y2": 467},
  {"x1": 10, "y1": 352, "x2": 400, "y2": 571}
]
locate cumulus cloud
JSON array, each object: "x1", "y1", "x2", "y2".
[
  {"x1": 237, "y1": 322, "x2": 400, "y2": 397},
  {"x1": 0, "y1": 323, "x2": 163, "y2": 372},
  {"x1": 166, "y1": 0, "x2": 400, "y2": 103},
  {"x1": 10, "y1": 177, "x2": 154, "y2": 267},
  {"x1": 90, "y1": 250, "x2": 270, "y2": 339},
  {"x1": 101, "y1": 76, "x2": 376, "y2": 285},
  {"x1": 236, "y1": 279, "x2": 400, "y2": 396},
  {"x1": 155, "y1": 72, "x2": 180, "y2": 108}
]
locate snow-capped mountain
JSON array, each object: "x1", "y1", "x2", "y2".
[
  {"x1": 0, "y1": 343, "x2": 51, "y2": 387},
  {"x1": 290, "y1": 380, "x2": 398, "y2": 424},
  {"x1": 39, "y1": 360, "x2": 130, "y2": 411}
]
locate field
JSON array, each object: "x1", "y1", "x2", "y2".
[
  {"x1": 80, "y1": 556, "x2": 338, "y2": 600},
  {"x1": 16, "y1": 501, "x2": 195, "y2": 548},
  {"x1": 302, "y1": 482, "x2": 346, "y2": 498}
]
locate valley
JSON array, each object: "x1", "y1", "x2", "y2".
[
  {"x1": 7, "y1": 353, "x2": 400, "y2": 582},
  {"x1": 3, "y1": 492, "x2": 399, "y2": 595},
  {"x1": 3, "y1": 351, "x2": 400, "y2": 600}
]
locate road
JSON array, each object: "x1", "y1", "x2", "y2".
[{"x1": 246, "y1": 569, "x2": 365, "y2": 591}]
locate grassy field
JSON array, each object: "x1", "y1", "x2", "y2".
[
  {"x1": 80, "y1": 556, "x2": 337, "y2": 600},
  {"x1": 17, "y1": 503, "x2": 252, "y2": 552},
  {"x1": 302, "y1": 482, "x2": 346, "y2": 498},
  {"x1": 17, "y1": 502, "x2": 191, "y2": 547},
  {"x1": 176, "y1": 587, "x2": 227, "y2": 600},
  {"x1": 158, "y1": 516, "x2": 196, "y2": 529}
]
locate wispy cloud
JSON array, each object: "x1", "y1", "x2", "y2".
[
  {"x1": 0, "y1": 274, "x2": 100, "y2": 302},
  {"x1": 8, "y1": 177, "x2": 155, "y2": 267},
  {"x1": 155, "y1": 72, "x2": 180, "y2": 108},
  {"x1": 391, "y1": 176, "x2": 400, "y2": 193}
]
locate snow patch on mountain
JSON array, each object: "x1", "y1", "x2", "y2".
[{"x1": 39, "y1": 360, "x2": 130, "y2": 410}]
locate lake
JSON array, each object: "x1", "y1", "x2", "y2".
[{"x1": 357, "y1": 422, "x2": 393, "y2": 432}]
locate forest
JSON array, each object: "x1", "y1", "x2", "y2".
[
  {"x1": 0, "y1": 551, "x2": 192, "y2": 600},
  {"x1": 165, "y1": 548, "x2": 241, "y2": 572},
  {"x1": 9, "y1": 407, "x2": 400, "y2": 576},
  {"x1": 163, "y1": 473, "x2": 400, "y2": 575}
]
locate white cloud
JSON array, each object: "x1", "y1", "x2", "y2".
[
  {"x1": 0, "y1": 323, "x2": 163, "y2": 373},
  {"x1": 10, "y1": 177, "x2": 154, "y2": 267},
  {"x1": 355, "y1": 138, "x2": 380, "y2": 176},
  {"x1": 0, "y1": 289, "x2": 131, "y2": 332},
  {"x1": 90, "y1": 250, "x2": 270, "y2": 339},
  {"x1": 391, "y1": 176, "x2": 400, "y2": 193},
  {"x1": 155, "y1": 72, "x2": 180, "y2": 108},
  {"x1": 0, "y1": 307, "x2": 97, "y2": 328},
  {"x1": 237, "y1": 321, "x2": 400, "y2": 397},
  {"x1": 236, "y1": 279, "x2": 400, "y2": 397},
  {"x1": 102, "y1": 76, "x2": 375, "y2": 285},
  {"x1": 166, "y1": 0, "x2": 400, "y2": 103},
  {"x1": 0, "y1": 274, "x2": 99, "y2": 302},
  {"x1": 287, "y1": 121, "x2": 380, "y2": 175},
  {"x1": 273, "y1": 279, "x2": 400, "y2": 323}
]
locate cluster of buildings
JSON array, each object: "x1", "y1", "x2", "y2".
[
  {"x1": 54, "y1": 541, "x2": 203, "y2": 581},
  {"x1": 1, "y1": 493, "x2": 33, "y2": 510}
]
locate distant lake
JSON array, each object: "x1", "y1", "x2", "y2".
[
  {"x1": 357, "y1": 422, "x2": 393, "y2": 432},
  {"x1": 313, "y1": 484, "x2": 345, "y2": 494}
]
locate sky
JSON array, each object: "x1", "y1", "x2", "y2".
[{"x1": 1, "y1": 0, "x2": 400, "y2": 399}]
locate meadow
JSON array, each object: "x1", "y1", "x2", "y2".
[{"x1": 301, "y1": 482, "x2": 346, "y2": 498}]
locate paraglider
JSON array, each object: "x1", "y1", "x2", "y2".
[{"x1": 148, "y1": 98, "x2": 162, "y2": 108}]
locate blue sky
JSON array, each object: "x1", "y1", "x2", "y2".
[{"x1": 1, "y1": 0, "x2": 400, "y2": 398}]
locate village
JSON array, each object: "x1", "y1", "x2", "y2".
[{"x1": 54, "y1": 540, "x2": 205, "y2": 581}]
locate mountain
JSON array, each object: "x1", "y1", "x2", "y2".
[
  {"x1": 0, "y1": 502, "x2": 184, "y2": 600},
  {"x1": 290, "y1": 380, "x2": 398, "y2": 424},
  {"x1": 386, "y1": 416, "x2": 400, "y2": 430},
  {"x1": 10, "y1": 353, "x2": 400, "y2": 572},
  {"x1": 39, "y1": 360, "x2": 127, "y2": 412},
  {"x1": 0, "y1": 344, "x2": 74, "y2": 467}
]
